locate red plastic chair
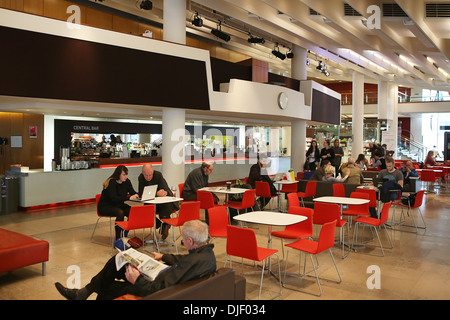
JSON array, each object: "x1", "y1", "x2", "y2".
[
  {"x1": 342, "y1": 192, "x2": 370, "y2": 217},
  {"x1": 91, "y1": 194, "x2": 113, "y2": 249},
  {"x1": 392, "y1": 190, "x2": 426, "y2": 233},
  {"x1": 207, "y1": 206, "x2": 229, "y2": 240},
  {"x1": 227, "y1": 189, "x2": 256, "y2": 216},
  {"x1": 332, "y1": 183, "x2": 345, "y2": 197},
  {"x1": 115, "y1": 205, "x2": 157, "y2": 251},
  {"x1": 255, "y1": 181, "x2": 279, "y2": 210},
  {"x1": 271, "y1": 206, "x2": 313, "y2": 258},
  {"x1": 297, "y1": 172, "x2": 304, "y2": 180},
  {"x1": 297, "y1": 181, "x2": 317, "y2": 207},
  {"x1": 283, "y1": 220, "x2": 341, "y2": 296},
  {"x1": 356, "y1": 188, "x2": 378, "y2": 213},
  {"x1": 287, "y1": 192, "x2": 300, "y2": 211},
  {"x1": 352, "y1": 202, "x2": 393, "y2": 256},
  {"x1": 313, "y1": 202, "x2": 348, "y2": 258},
  {"x1": 197, "y1": 190, "x2": 229, "y2": 224},
  {"x1": 225, "y1": 225, "x2": 281, "y2": 300},
  {"x1": 420, "y1": 170, "x2": 440, "y2": 193},
  {"x1": 161, "y1": 201, "x2": 200, "y2": 253}
]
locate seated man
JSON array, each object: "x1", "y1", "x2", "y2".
[
  {"x1": 309, "y1": 160, "x2": 331, "y2": 181},
  {"x1": 342, "y1": 158, "x2": 364, "y2": 185},
  {"x1": 182, "y1": 161, "x2": 216, "y2": 202},
  {"x1": 138, "y1": 164, "x2": 178, "y2": 240},
  {"x1": 371, "y1": 152, "x2": 386, "y2": 170},
  {"x1": 55, "y1": 220, "x2": 216, "y2": 300},
  {"x1": 377, "y1": 157, "x2": 404, "y2": 202}
]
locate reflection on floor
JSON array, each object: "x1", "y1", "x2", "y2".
[{"x1": 1, "y1": 187, "x2": 450, "y2": 300}]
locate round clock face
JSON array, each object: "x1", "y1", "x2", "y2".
[{"x1": 278, "y1": 92, "x2": 288, "y2": 110}]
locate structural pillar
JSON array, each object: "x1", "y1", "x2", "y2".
[
  {"x1": 352, "y1": 71, "x2": 364, "y2": 158},
  {"x1": 162, "y1": 0, "x2": 187, "y2": 190},
  {"x1": 291, "y1": 45, "x2": 308, "y2": 173},
  {"x1": 387, "y1": 83, "x2": 399, "y2": 158}
]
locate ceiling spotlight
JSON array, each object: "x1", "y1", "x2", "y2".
[
  {"x1": 306, "y1": 59, "x2": 310, "y2": 65},
  {"x1": 272, "y1": 45, "x2": 286, "y2": 60},
  {"x1": 286, "y1": 48, "x2": 294, "y2": 59},
  {"x1": 248, "y1": 35, "x2": 265, "y2": 44},
  {"x1": 316, "y1": 61, "x2": 324, "y2": 71},
  {"x1": 211, "y1": 22, "x2": 230, "y2": 42},
  {"x1": 192, "y1": 12, "x2": 203, "y2": 27},
  {"x1": 140, "y1": 0, "x2": 153, "y2": 10}
]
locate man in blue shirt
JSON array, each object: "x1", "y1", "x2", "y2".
[{"x1": 401, "y1": 160, "x2": 419, "y2": 184}]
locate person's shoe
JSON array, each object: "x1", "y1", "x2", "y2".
[
  {"x1": 55, "y1": 282, "x2": 89, "y2": 300},
  {"x1": 161, "y1": 224, "x2": 170, "y2": 241}
]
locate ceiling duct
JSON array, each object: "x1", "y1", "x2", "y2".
[{"x1": 426, "y1": 3, "x2": 450, "y2": 17}]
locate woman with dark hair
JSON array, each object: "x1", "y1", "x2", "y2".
[
  {"x1": 355, "y1": 153, "x2": 369, "y2": 170},
  {"x1": 98, "y1": 165, "x2": 139, "y2": 240},
  {"x1": 305, "y1": 140, "x2": 320, "y2": 171}
]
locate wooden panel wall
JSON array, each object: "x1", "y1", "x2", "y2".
[{"x1": 0, "y1": 112, "x2": 44, "y2": 174}]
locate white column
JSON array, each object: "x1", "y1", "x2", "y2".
[
  {"x1": 352, "y1": 71, "x2": 364, "y2": 158},
  {"x1": 163, "y1": 0, "x2": 187, "y2": 45},
  {"x1": 387, "y1": 83, "x2": 399, "y2": 158},
  {"x1": 162, "y1": 108, "x2": 185, "y2": 190},
  {"x1": 162, "y1": 0, "x2": 187, "y2": 190},
  {"x1": 290, "y1": 45, "x2": 308, "y2": 173},
  {"x1": 378, "y1": 80, "x2": 388, "y2": 122}
]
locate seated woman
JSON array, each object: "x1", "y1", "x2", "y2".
[
  {"x1": 355, "y1": 153, "x2": 369, "y2": 170},
  {"x1": 424, "y1": 150, "x2": 437, "y2": 167},
  {"x1": 247, "y1": 156, "x2": 277, "y2": 210},
  {"x1": 322, "y1": 165, "x2": 349, "y2": 183},
  {"x1": 97, "y1": 165, "x2": 139, "y2": 240}
]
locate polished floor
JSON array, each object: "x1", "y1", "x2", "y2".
[{"x1": 1, "y1": 185, "x2": 450, "y2": 301}]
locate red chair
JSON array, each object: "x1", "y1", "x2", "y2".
[
  {"x1": 115, "y1": 205, "x2": 157, "y2": 251},
  {"x1": 225, "y1": 225, "x2": 281, "y2": 300},
  {"x1": 283, "y1": 220, "x2": 341, "y2": 296},
  {"x1": 356, "y1": 188, "x2": 379, "y2": 217},
  {"x1": 255, "y1": 181, "x2": 279, "y2": 211},
  {"x1": 287, "y1": 192, "x2": 300, "y2": 211},
  {"x1": 161, "y1": 201, "x2": 200, "y2": 253},
  {"x1": 342, "y1": 192, "x2": 370, "y2": 217},
  {"x1": 227, "y1": 189, "x2": 256, "y2": 217},
  {"x1": 297, "y1": 181, "x2": 317, "y2": 207},
  {"x1": 352, "y1": 202, "x2": 393, "y2": 257},
  {"x1": 271, "y1": 206, "x2": 313, "y2": 258},
  {"x1": 296, "y1": 172, "x2": 304, "y2": 180},
  {"x1": 207, "y1": 206, "x2": 229, "y2": 240},
  {"x1": 313, "y1": 202, "x2": 348, "y2": 258},
  {"x1": 332, "y1": 183, "x2": 345, "y2": 197},
  {"x1": 91, "y1": 194, "x2": 113, "y2": 249},
  {"x1": 197, "y1": 190, "x2": 228, "y2": 225},
  {"x1": 420, "y1": 169, "x2": 440, "y2": 193},
  {"x1": 392, "y1": 190, "x2": 426, "y2": 233}
]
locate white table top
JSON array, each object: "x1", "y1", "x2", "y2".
[
  {"x1": 233, "y1": 211, "x2": 307, "y2": 226},
  {"x1": 416, "y1": 169, "x2": 443, "y2": 172},
  {"x1": 313, "y1": 196, "x2": 369, "y2": 205},
  {"x1": 357, "y1": 185, "x2": 378, "y2": 190},
  {"x1": 140, "y1": 196, "x2": 183, "y2": 204},
  {"x1": 273, "y1": 180, "x2": 299, "y2": 185},
  {"x1": 199, "y1": 187, "x2": 247, "y2": 194}
]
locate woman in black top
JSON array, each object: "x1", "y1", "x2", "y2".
[
  {"x1": 320, "y1": 139, "x2": 335, "y2": 166},
  {"x1": 305, "y1": 140, "x2": 320, "y2": 171},
  {"x1": 98, "y1": 165, "x2": 139, "y2": 240}
]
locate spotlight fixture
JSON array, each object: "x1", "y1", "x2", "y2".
[
  {"x1": 272, "y1": 44, "x2": 286, "y2": 60},
  {"x1": 286, "y1": 48, "x2": 294, "y2": 59},
  {"x1": 211, "y1": 22, "x2": 230, "y2": 42},
  {"x1": 192, "y1": 12, "x2": 203, "y2": 27},
  {"x1": 306, "y1": 59, "x2": 310, "y2": 65},
  {"x1": 316, "y1": 61, "x2": 324, "y2": 71},
  {"x1": 140, "y1": 0, "x2": 153, "y2": 10},
  {"x1": 248, "y1": 34, "x2": 265, "y2": 44}
]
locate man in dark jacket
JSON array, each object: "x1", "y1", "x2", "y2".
[
  {"x1": 309, "y1": 160, "x2": 331, "y2": 181},
  {"x1": 138, "y1": 164, "x2": 178, "y2": 239},
  {"x1": 182, "y1": 162, "x2": 214, "y2": 201},
  {"x1": 55, "y1": 220, "x2": 216, "y2": 300}
]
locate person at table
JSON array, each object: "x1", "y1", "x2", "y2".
[
  {"x1": 400, "y1": 160, "x2": 419, "y2": 186},
  {"x1": 247, "y1": 155, "x2": 277, "y2": 210},
  {"x1": 309, "y1": 159, "x2": 331, "y2": 181},
  {"x1": 370, "y1": 151, "x2": 386, "y2": 170},
  {"x1": 355, "y1": 153, "x2": 369, "y2": 170},
  {"x1": 320, "y1": 139, "x2": 335, "y2": 166},
  {"x1": 182, "y1": 162, "x2": 217, "y2": 203},
  {"x1": 342, "y1": 157, "x2": 364, "y2": 184},
  {"x1": 331, "y1": 138, "x2": 344, "y2": 174},
  {"x1": 54, "y1": 220, "x2": 216, "y2": 300},
  {"x1": 377, "y1": 157, "x2": 404, "y2": 202},
  {"x1": 322, "y1": 165, "x2": 349, "y2": 182},
  {"x1": 138, "y1": 164, "x2": 178, "y2": 240},
  {"x1": 97, "y1": 165, "x2": 139, "y2": 240},
  {"x1": 305, "y1": 140, "x2": 320, "y2": 171},
  {"x1": 424, "y1": 150, "x2": 437, "y2": 167}
]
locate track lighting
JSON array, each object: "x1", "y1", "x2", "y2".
[
  {"x1": 248, "y1": 35, "x2": 265, "y2": 44},
  {"x1": 140, "y1": 0, "x2": 152, "y2": 10},
  {"x1": 316, "y1": 61, "x2": 324, "y2": 71},
  {"x1": 286, "y1": 48, "x2": 294, "y2": 59},
  {"x1": 211, "y1": 22, "x2": 230, "y2": 42},
  {"x1": 192, "y1": 12, "x2": 203, "y2": 27},
  {"x1": 272, "y1": 44, "x2": 286, "y2": 60}
]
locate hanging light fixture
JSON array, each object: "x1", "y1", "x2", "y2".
[
  {"x1": 192, "y1": 12, "x2": 203, "y2": 27},
  {"x1": 272, "y1": 44, "x2": 286, "y2": 60},
  {"x1": 211, "y1": 21, "x2": 231, "y2": 42}
]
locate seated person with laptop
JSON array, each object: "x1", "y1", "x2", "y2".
[{"x1": 138, "y1": 164, "x2": 179, "y2": 240}]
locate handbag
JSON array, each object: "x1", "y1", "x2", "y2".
[{"x1": 128, "y1": 236, "x2": 143, "y2": 248}]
